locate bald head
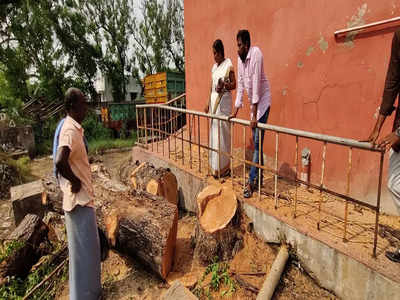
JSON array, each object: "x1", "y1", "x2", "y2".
[{"x1": 64, "y1": 87, "x2": 88, "y2": 123}]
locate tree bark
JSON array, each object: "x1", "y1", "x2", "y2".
[
  {"x1": 128, "y1": 161, "x2": 178, "y2": 206},
  {"x1": 193, "y1": 185, "x2": 240, "y2": 265},
  {"x1": 104, "y1": 190, "x2": 178, "y2": 279}
]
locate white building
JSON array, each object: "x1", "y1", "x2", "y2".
[{"x1": 95, "y1": 74, "x2": 142, "y2": 102}]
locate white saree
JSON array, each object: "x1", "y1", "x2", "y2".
[{"x1": 209, "y1": 58, "x2": 233, "y2": 176}]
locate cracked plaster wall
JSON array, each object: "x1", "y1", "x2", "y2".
[{"x1": 185, "y1": 0, "x2": 400, "y2": 214}]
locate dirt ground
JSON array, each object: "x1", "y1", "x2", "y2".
[{"x1": 4, "y1": 149, "x2": 338, "y2": 299}]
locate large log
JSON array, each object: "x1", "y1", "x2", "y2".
[
  {"x1": 104, "y1": 190, "x2": 178, "y2": 279},
  {"x1": 129, "y1": 162, "x2": 178, "y2": 206},
  {"x1": 194, "y1": 184, "x2": 240, "y2": 265},
  {"x1": 0, "y1": 214, "x2": 49, "y2": 283}
]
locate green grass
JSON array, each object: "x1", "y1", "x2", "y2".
[{"x1": 88, "y1": 135, "x2": 137, "y2": 155}]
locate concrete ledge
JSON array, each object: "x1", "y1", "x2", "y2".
[
  {"x1": 132, "y1": 146, "x2": 204, "y2": 213},
  {"x1": 243, "y1": 202, "x2": 400, "y2": 300}
]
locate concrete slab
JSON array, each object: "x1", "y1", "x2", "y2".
[
  {"x1": 133, "y1": 145, "x2": 400, "y2": 300},
  {"x1": 243, "y1": 202, "x2": 400, "y2": 300}
]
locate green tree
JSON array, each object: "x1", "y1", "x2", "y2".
[
  {"x1": 132, "y1": 0, "x2": 184, "y2": 77},
  {"x1": 83, "y1": 0, "x2": 134, "y2": 102}
]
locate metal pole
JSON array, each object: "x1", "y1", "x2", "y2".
[
  {"x1": 198, "y1": 115, "x2": 201, "y2": 173},
  {"x1": 274, "y1": 132, "x2": 279, "y2": 209},
  {"x1": 189, "y1": 113, "x2": 192, "y2": 169},
  {"x1": 207, "y1": 117, "x2": 210, "y2": 176},
  {"x1": 343, "y1": 147, "x2": 352, "y2": 242},
  {"x1": 181, "y1": 111, "x2": 184, "y2": 165},
  {"x1": 258, "y1": 126, "x2": 262, "y2": 201},
  {"x1": 136, "y1": 107, "x2": 140, "y2": 144},
  {"x1": 243, "y1": 126, "x2": 246, "y2": 190},
  {"x1": 162, "y1": 108, "x2": 165, "y2": 156},
  {"x1": 294, "y1": 136, "x2": 299, "y2": 218},
  {"x1": 144, "y1": 108, "x2": 148, "y2": 145},
  {"x1": 168, "y1": 108, "x2": 171, "y2": 159},
  {"x1": 156, "y1": 108, "x2": 159, "y2": 153},
  {"x1": 218, "y1": 119, "x2": 221, "y2": 179},
  {"x1": 174, "y1": 110, "x2": 177, "y2": 161},
  {"x1": 231, "y1": 122, "x2": 234, "y2": 186},
  {"x1": 317, "y1": 142, "x2": 327, "y2": 230},
  {"x1": 373, "y1": 151, "x2": 384, "y2": 258},
  {"x1": 151, "y1": 108, "x2": 154, "y2": 152}
]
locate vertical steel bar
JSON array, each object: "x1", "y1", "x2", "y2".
[
  {"x1": 343, "y1": 147, "x2": 352, "y2": 242},
  {"x1": 136, "y1": 107, "x2": 140, "y2": 144},
  {"x1": 189, "y1": 113, "x2": 192, "y2": 169},
  {"x1": 162, "y1": 108, "x2": 165, "y2": 156},
  {"x1": 230, "y1": 122, "x2": 234, "y2": 187},
  {"x1": 207, "y1": 117, "x2": 210, "y2": 176},
  {"x1": 317, "y1": 142, "x2": 327, "y2": 230},
  {"x1": 144, "y1": 108, "x2": 148, "y2": 146},
  {"x1": 181, "y1": 111, "x2": 184, "y2": 165},
  {"x1": 274, "y1": 132, "x2": 279, "y2": 209},
  {"x1": 168, "y1": 108, "x2": 171, "y2": 159},
  {"x1": 243, "y1": 126, "x2": 246, "y2": 190},
  {"x1": 151, "y1": 108, "x2": 154, "y2": 152},
  {"x1": 218, "y1": 119, "x2": 221, "y2": 179},
  {"x1": 198, "y1": 115, "x2": 201, "y2": 173},
  {"x1": 156, "y1": 108, "x2": 159, "y2": 152},
  {"x1": 174, "y1": 110, "x2": 177, "y2": 161},
  {"x1": 373, "y1": 151, "x2": 384, "y2": 257},
  {"x1": 294, "y1": 136, "x2": 299, "y2": 218},
  {"x1": 258, "y1": 126, "x2": 261, "y2": 201}
]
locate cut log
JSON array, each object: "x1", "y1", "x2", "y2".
[
  {"x1": 11, "y1": 180, "x2": 47, "y2": 225},
  {"x1": 104, "y1": 190, "x2": 178, "y2": 279},
  {"x1": 129, "y1": 162, "x2": 178, "y2": 206},
  {"x1": 0, "y1": 214, "x2": 49, "y2": 282},
  {"x1": 194, "y1": 185, "x2": 239, "y2": 265}
]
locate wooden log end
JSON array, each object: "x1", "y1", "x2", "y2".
[{"x1": 105, "y1": 211, "x2": 119, "y2": 248}]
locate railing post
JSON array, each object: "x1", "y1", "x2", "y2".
[
  {"x1": 343, "y1": 147, "x2": 352, "y2": 242},
  {"x1": 162, "y1": 108, "x2": 165, "y2": 156},
  {"x1": 294, "y1": 136, "x2": 299, "y2": 218},
  {"x1": 274, "y1": 132, "x2": 279, "y2": 209},
  {"x1": 151, "y1": 108, "x2": 154, "y2": 152},
  {"x1": 230, "y1": 122, "x2": 234, "y2": 186},
  {"x1": 373, "y1": 151, "x2": 384, "y2": 258},
  {"x1": 136, "y1": 107, "x2": 140, "y2": 144},
  {"x1": 258, "y1": 125, "x2": 262, "y2": 201},
  {"x1": 207, "y1": 117, "x2": 210, "y2": 176},
  {"x1": 243, "y1": 126, "x2": 246, "y2": 190},
  {"x1": 189, "y1": 113, "x2": 192, "y2": 169},
  {"x1": 144, "y1": 108, "x2": 148, "y2": 145},
  {"x1": 198, "y1": 115, "x2": 201, "y2": 173},
  {"x1": 174, "y1": 110, "x2": 177, "y2": 161},
  {"x1": 181, "y1": 111, "x2": 184, "y2": 165},
  {"x1": 218, "y1": 119, "x2": 221, "y2": 179},
  {"x1": 317, "y1": 142, "x2": 327, "y2": 230}
]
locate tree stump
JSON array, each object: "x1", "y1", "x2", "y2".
[
  {"x1": 193, "y1": 185, "x2": 240, "y2": 265},
  {"x1": 104, "y1": 190, "x2": 178, "y2": 279},
  {"x1": 41, "y1": 177, "x2": 63, "y2": 215},
  {"x1": 0, "y1": 214, "x2": 49, "y2": 282},
  {"x1": 129, "y1": 162, "x2": 178, "y2": 206}
]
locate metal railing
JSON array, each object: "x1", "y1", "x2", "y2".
[{"x1": 136, "y1": 102, "x2": 385, "y2": 257}]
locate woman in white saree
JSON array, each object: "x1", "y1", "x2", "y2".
[{"x1": 204, "y1": 40, "x2": 236, "y2": 178}]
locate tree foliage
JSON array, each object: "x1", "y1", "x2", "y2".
[
  {"x1": 132, "y1": 0, "x2": 184, "y2": 78},
  {"x1": 0, "y1": 0, "x2": 185, "y2": 108}
]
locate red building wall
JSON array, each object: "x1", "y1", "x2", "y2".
[{"x1": 184, "y1": 0, "x2": 400, "y2": 214}]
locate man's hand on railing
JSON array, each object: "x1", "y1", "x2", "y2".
[{"x1": 378, "y1": 131, "x2": 400, "y2": 152}]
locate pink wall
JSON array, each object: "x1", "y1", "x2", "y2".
[{"x1": 184, "y1": 0, "x2": 400, "y2": 214}]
